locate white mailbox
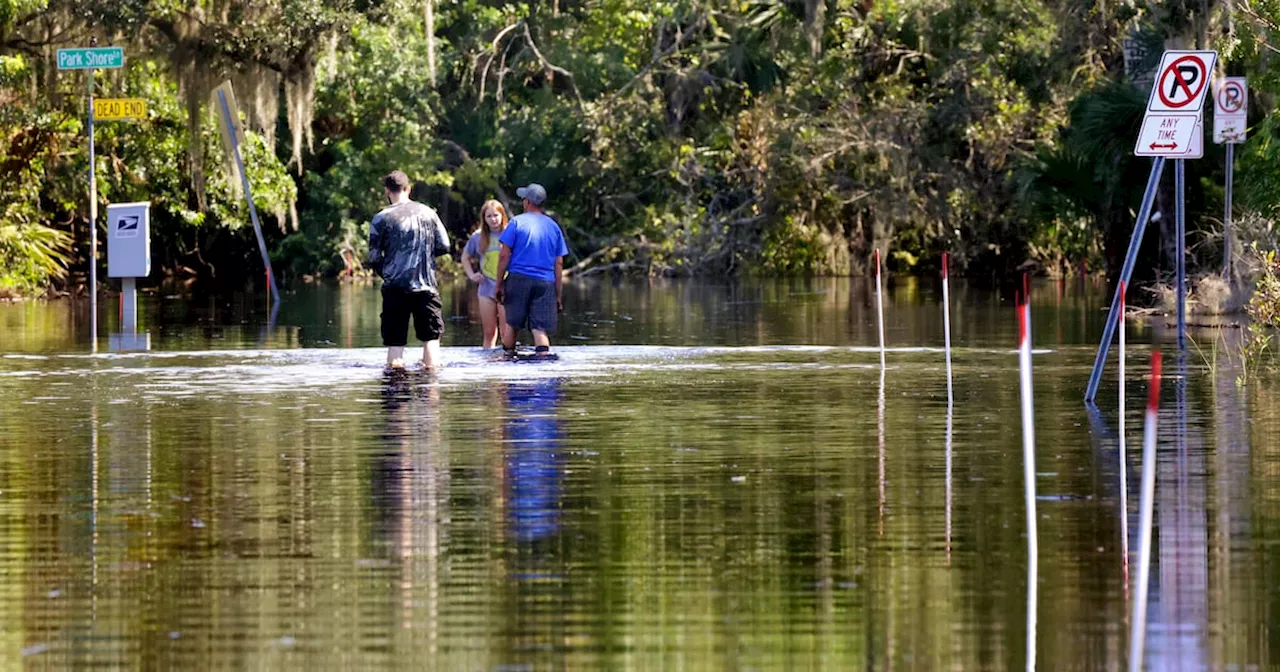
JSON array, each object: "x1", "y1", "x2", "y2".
[{"x1": 107, "y1": 202, "x2": 150, "y2": 278}]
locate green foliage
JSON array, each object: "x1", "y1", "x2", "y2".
[
  {"x1": 1239, "y1": 248, "x2": 1280, "y2": 384},
  {"x1": 3, "y1": 0, "x2": 1277, "y2": 294}
]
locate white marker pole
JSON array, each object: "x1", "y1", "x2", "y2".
[
  {"x1": 87, "y1": 39, "x2": 98, "y2": 353},
  {"x1": 1129, "y1": 351, "x2": 1164, "y2": 672},
  {"x1": 875, "y1": 249, "x2": 886, "y2": 370},
  {"x1": 1018, "y1": 291, "x2": 1037, "y2": 672},
  {"x1": 943, "y1": 252, "x2": 953, "y2": 403},
  {"x1": 1118, "y1": 281, "x2": 1129, "y2": 584}
]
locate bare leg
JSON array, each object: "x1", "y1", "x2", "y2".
[
  {"x1": 422, "y1": 339, "x2": 441, "y2": 369},
  {"x1": 387, "y1": 346, "x2": 406, "y2": 368},
  {"x1": 532, "y1": 329, "x2": 551, "y2": 349},
  {"x1": 501, "y1": 322, "x2": 517, "y2": 350},
  {"x1": 479, "y1": 296, "x2": 499, "y2": 349}
]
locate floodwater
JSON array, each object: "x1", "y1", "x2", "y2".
[{"x1": 0, "y1": 277, "x2": 1276, "y2": 669}]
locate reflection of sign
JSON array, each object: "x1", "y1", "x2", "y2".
[
  {"x1": 93, "y1": 98, "x2": 146, "y2": 121},
  {"x1": 1213, "y1": 77, "x2": 1247, "y2": 145},
  {"x1": 1135, "y1": 114, "x2": 1200, "y2": 157},
  {"x1": 115, "y1": 215, "x2": 140, "y2": 238},
  {"x1": 1146, "y1": 51, "x2": 1217, "y2": 113},
  {"x1": 56, "y1": 47, "x2": 124, "y2": 70}
]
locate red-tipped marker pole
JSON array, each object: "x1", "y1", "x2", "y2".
[
  {"x1": 1129, "y1": 350, "x2": 1163, "y2": 672},
  {"x1": 1018, "y1": 291, "x2": 1038, "y2": 672},
  {"x1": 875, "y1": 249, "x2": 886, "y2": 370}
]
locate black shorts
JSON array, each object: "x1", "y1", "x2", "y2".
[
  {"x1": 503, "y1": 272, "x2": 558, "y2": 333},
  {"x1": 381, "y1": 287, "x2": 444, "y2": 346}
]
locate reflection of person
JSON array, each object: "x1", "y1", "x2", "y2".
[
  {"x1": 505, "y1": 378, "x2": 564, "y2": 542},
  {"x1": 494, "y1": 184, "x2": 568, "y2": 356},
  {"x1": 373, "y1": 374, "x2": 447, "y2": 638},
  {"x1": 367, "y1": 170, "x2": 451, "y2": 370},
  {"x1": 461, "y1": 200, "x2": 509, "y2": 349}
]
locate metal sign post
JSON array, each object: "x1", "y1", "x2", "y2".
[
  {"x1": 1175, "y1": 158, "x2": 1187, "y2": 350},
  {"x1": 1084, "y1": 159, "x2": 1166, "y2": 403},
  {"x1": 1086, "y1": 49, "x2": 1216, "y2": 402},
  {"x1": 213, "y1": 82, "x2": 281, "y2": 304},
  {"x1": 1213, "y1": 77, "x2": 1247, "y2": 277},
  {"x1": 57, "y1": 42, "x2": 125, "y2": 352}
]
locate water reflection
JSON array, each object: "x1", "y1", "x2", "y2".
[
  {"x1": 1147, "y1": 353, "x2": 1210, "y2": 669},
  {"x1": 372, "y1": 373, "x2": 448, "y2": 653},
  {"x1": 504, "y1": 379, "x2": 564, "y2": 544},
  {"x1": 2, "y1": 280, "x2": 1278, "y2": 668}
]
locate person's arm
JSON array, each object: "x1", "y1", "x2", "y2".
[
  {"x1": 461, "y1": 250, "x2": 482, "y2": 283},
  {"x1": 461, "y1": 234, "x2": 483, "y2": 283},
  {"x1": 367, "y1": 215, "x2": 384, "y2": 276},
  {"x1": 494, "y1": 243, "x2": 512, "y2": 303},
  {"x1": 554, "y1": 256, "x2": 564, "y2": 313},
  {"x1": 431, "y1": 214, "x2": 450, "y2": 258},
  {"x1": 555, "y1": 226, "x2": 569, "y2": 312}
]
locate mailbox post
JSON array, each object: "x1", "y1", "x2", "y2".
[{"x1": 107, "y1": 202, "x2": 150, "y2": 341}]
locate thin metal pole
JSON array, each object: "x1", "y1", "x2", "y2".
[
  {"x1": 88, "y1": 50, "x2": 97, "y2": 353},
  {"x1": 1224, "y1": 143, "x2": 1235, "y2": 278},
  {"x1": 1175, "y1": 159, "x2": 1186, "y2": 351},
  {"x1": 1129, "y1": 351, "x2": 1164, "y2": 672},
  {"x1": 216, "y1": 88, "x2": 281, "y2": 304},
  {"x1": 1018, "y1": 297, "x2": 1037, "y2": 672},
  {"x1": 1085, "y1": 157, "x2": 1167, "y2": 402}
]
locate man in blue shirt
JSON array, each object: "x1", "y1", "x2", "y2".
[{"x1": 494, "y1": 183, "x2": 569, "y2": 355}]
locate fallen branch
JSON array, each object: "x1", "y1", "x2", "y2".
[{"x1": 565, "y1": 245, "x2": 620, "y2": 275}]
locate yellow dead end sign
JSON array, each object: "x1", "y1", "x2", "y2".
[{"x1": 93, "y1": 98, "x2": 147, "y2": 121}]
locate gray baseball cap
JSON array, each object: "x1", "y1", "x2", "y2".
[{"x1": 516, "y1": 183, "x2": 547, "y2": 205}]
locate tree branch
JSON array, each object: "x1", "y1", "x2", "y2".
[
  {"x1": 478, "y1": 21, "x2": 522, "y2": 102},
  {"x1": 521, "y1": 22, "x2": 583, "y2": 106}
]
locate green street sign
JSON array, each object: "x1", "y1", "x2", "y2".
[{"x1": 56, "y1": 47, "x2": 124, "y2": 70}]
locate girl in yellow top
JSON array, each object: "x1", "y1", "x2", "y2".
[{"x1": 461, "y1": 200, "x2": 509, "y2": 348}]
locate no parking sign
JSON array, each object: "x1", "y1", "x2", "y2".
[
  {"x1": 1213, "y1": 77, "x2": 1247, "y2": 144},
  {"x1": 1135, "y1": 50, "x2": 1216, "y2": 157}
]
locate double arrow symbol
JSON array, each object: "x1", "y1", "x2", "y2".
[{"x1": 1149, "y1": 142, "x2": 1179, "y2": 150}]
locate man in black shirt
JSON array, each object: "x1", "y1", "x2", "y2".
[{"x1": 368, "y1": 170, "x2": 451, "y2": 369}]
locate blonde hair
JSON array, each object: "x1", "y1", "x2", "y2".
[{"x1": 478, "y1": 200, "x2": 509, "y2": 252}]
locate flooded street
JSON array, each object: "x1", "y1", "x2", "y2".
[{"x1": 1, "y1": 277, "x2": 1276, "y2": 668}]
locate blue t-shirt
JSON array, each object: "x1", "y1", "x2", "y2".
[{"x1": 499, "y1": 213, "x2": 568, "y2": 282}]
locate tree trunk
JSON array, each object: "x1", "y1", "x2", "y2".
[
  {"x1": 424, "y1": 0, "x2": 436, "y2": 86},
  {"x1": 805, "y1": 0, "x2": 826, "y2": 58}
]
